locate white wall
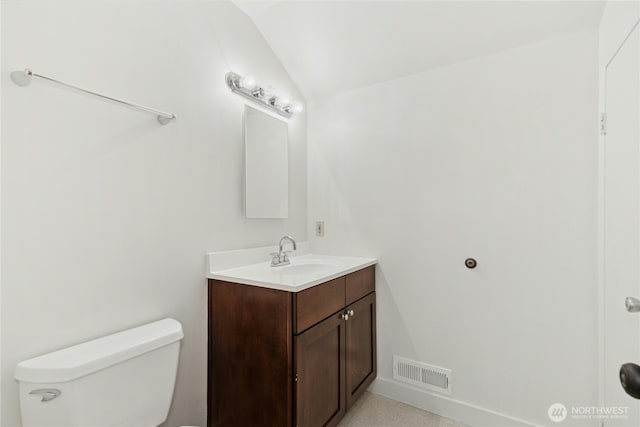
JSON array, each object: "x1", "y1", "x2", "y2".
[
  {"x1": 0, "y1": 2, "x2": 306, "y2": 426},
  {"x1": 308, "y1": 31, "x2": 598, "y2": 426}
]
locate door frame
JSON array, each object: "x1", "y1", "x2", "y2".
[{"x1": 599, "y1": 15, "x2": 640, "y2": 418}]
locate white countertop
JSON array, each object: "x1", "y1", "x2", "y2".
[{"x1": 207, "y1": 253, "x2": 377, "y2": 292}]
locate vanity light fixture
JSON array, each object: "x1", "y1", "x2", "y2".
[{"x1": 225, "y1": 71, "x2": 303, "y2": 118}]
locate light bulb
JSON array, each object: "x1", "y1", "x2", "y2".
[
  {"x1": 239, "y1": 76, "x2": 256, "y2": 89},
  {"x1": 293, "y1": 102, "x2": 304, "y2": 113},
  {"x1": 261, "y1": 86, "x2": 275, "y2": 100}
]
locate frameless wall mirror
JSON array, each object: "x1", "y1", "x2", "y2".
[{"x1": 244, "y1": 106, "x2": 289, "y2": 218}]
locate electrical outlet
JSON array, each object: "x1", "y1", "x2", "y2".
[{"x1": 315, "y1": 221, "x2": 325, "y2": 237}]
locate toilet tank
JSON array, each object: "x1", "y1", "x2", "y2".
[{"x1": 15, "y1": 318, "x2": 184, "y2": 427}]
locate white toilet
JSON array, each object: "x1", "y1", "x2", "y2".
[{"x1": 14, "y1": 318, "x2": 187, "y2": 427}]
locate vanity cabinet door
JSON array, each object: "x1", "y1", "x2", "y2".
[
  {"x1": 295, "y1": 312, "x2": 346, "y2": 427},
  {"x1": 345, "y1": 292, "x2": 377, "y2": 410}
]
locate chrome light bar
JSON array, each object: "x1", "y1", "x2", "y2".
[{"x1": 225, "y1": 71, "x2": 302, "y2": 119}]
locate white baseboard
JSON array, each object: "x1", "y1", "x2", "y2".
[{"x1": 368, "y1": 377, "x2": 542, "y2": 427}]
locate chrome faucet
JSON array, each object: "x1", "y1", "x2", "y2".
[{"x1": 271, "y1": 235, "x2": 297, "y2": 267}]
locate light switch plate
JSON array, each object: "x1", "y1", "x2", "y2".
[{"x1": 315, "y1": 221, "x2": 325, "y2": 237}]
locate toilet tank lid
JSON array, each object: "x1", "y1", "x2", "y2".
[{"x1": 14, "y1": 318, "x2": 183, "y2": 384}]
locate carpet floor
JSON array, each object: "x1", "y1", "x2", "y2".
[{"x1": 338, "y1": 392, "x2": 469, "y2": 427}]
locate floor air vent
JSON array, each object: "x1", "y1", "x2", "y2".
[{"x1": 393, "y1": 356, "x2": 452, "y2": 395}]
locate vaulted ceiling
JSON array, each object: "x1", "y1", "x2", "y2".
[{"x1": 233, "y1": 1, "x2": 605, "y2": 99}]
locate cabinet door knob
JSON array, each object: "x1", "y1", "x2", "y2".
[
  {"x1": 348, "y1": 310, "x2": 354, "y2": 317},
  {"x1": 341, "y1": 313, "x2": 349, "y2": 320}
]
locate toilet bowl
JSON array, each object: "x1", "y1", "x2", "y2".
[{"x1": 15, "y1": 318, "x2": 186, "y2": 427}]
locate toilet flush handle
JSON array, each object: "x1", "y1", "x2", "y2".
[{"x1": 29, "y1": 388, "x2": 61, "y2": 402}]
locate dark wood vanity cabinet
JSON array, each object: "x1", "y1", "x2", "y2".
[{"x1": 208, "y1": 265, "x2": 376, "y2": 427}]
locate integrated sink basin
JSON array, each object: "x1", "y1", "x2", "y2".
[
  {"x1": 207, "y1": 252, "x2": 376, "y2": 292},
  {"x1": 278, "y1": 262, "x2": 334, "y2": 276}
]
